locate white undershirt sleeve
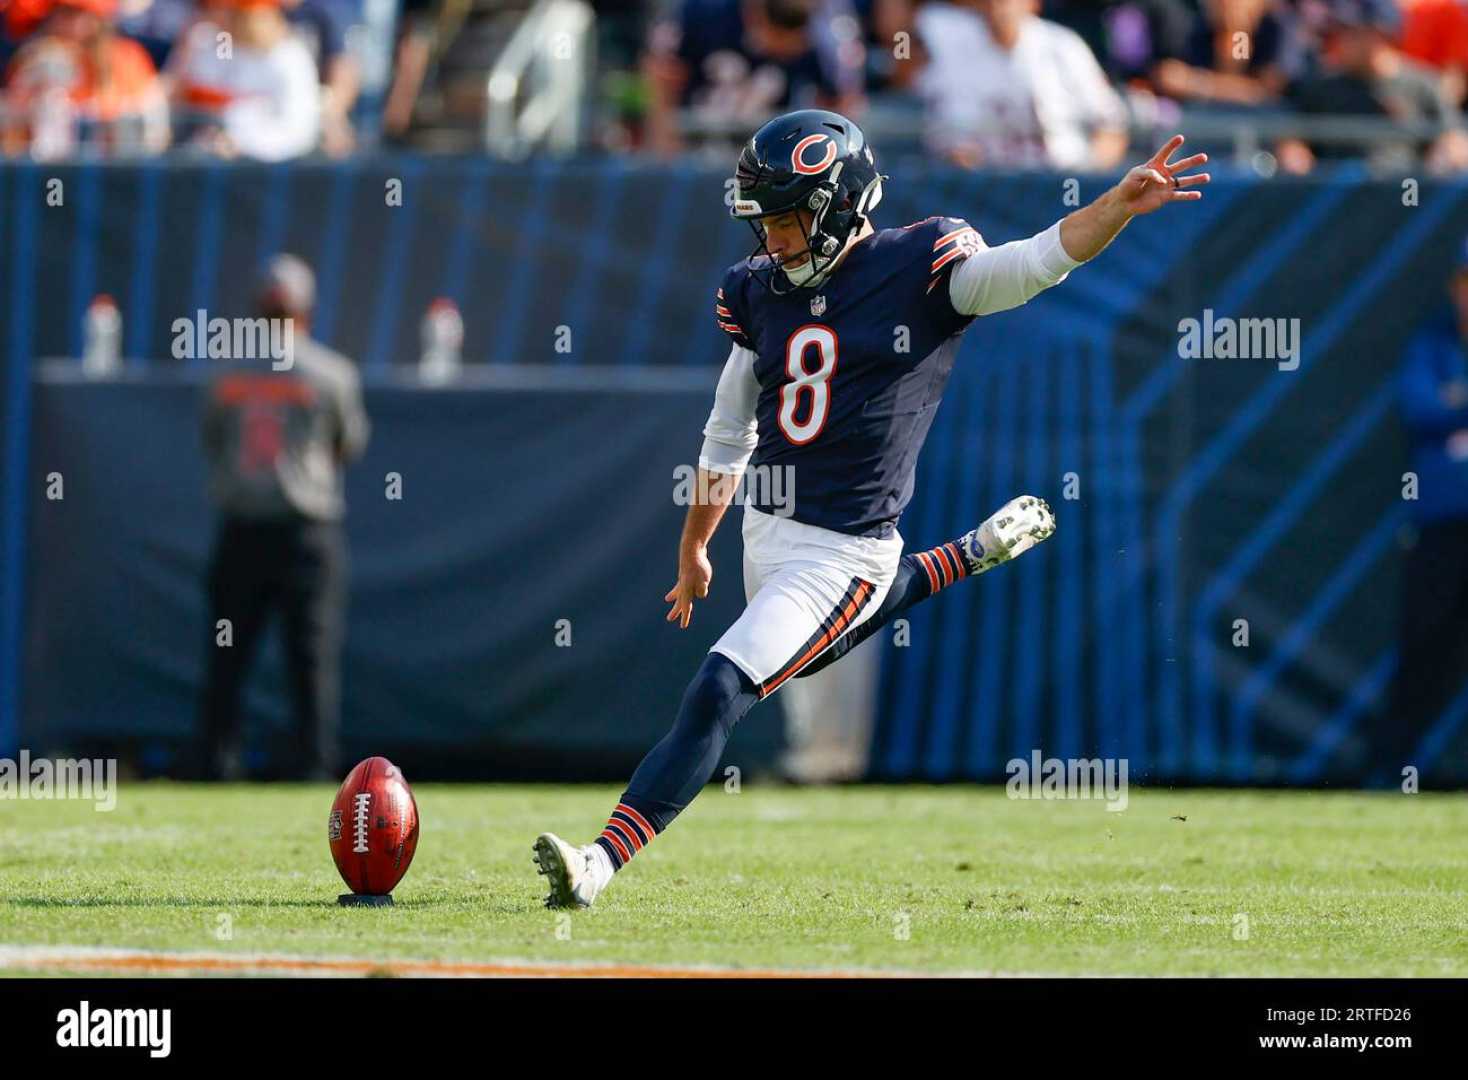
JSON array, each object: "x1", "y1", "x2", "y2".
[
  {"x1": 698, "y1": 344, "x2": 759, "y2": 475},
  {"x1": 947, "y1": 221, "x2": 1084, "y2": 317}
]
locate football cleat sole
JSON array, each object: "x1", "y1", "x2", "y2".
[
  {"x1": 963, "y1": 495, "x2": 1056, "y2": 574},
  {"x1": 533, "y1": 832, "x2": 583, "y2": 910}
]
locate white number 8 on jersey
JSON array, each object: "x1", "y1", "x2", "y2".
[{"x1": 778, "y1": 324, "x2": 838, "y2": 445}]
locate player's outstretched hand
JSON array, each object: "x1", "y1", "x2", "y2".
[
  {"x1": 665, "y1": 547, "x2": 714, "y2": 629},
  {"x1": 1116, "y1": 135, "x2": 1209, "y2": 217}
]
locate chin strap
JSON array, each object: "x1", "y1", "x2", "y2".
[{"x1": 791, "y1": 223, "x2": 868, "y2": 290}]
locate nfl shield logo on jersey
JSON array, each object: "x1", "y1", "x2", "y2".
[{"x1": 810, "y1": 294, "x2": 826, "y2": 317}]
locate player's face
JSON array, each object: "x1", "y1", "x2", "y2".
[{"x1": 758, "y1": 209, "x2": 816, "y2": 270}]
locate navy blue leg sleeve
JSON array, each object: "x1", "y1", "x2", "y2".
[
  {"x1": 795, "y1": 553, "x2": 935, "y2": 680},
  {"x1": 599, "y1": 543, "x2": 965, "y2": 871},
  {"x1": 621, "y1": 652, "x2": 760, "y2": 827}
]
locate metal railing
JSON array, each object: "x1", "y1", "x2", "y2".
[
  {"x1": 675, "y1": 102, "x2": 1463, "y2": 168},
  {"x1": 484, "y1": 0, "x2": 595, "y2": 159}
]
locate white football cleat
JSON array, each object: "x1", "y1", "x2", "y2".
[
  {"x1": 959, "y1": 495, "x2": 1056, "y2": 574},
  {"x1": 533, "y1": 832, "x2": 608, "y2": 909}
]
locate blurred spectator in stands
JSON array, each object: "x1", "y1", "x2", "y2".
[
  {"x1": 2, "y1": 0, "x2": 58, "y2": 68},
  {"x1": 1376, "y1": 238, "x2": 1468, "y2": 784},
  {"x1": 1, "y1": 0, "x2": 169, "y2": 158},
  {"x1": 1398, "y1": 0, "x2": 1468, "y2": 106},
  {"x1": 915, "y1": 0, "x2": 1128, "y2": 170},
  {"x1": 597, "y1": 0, "x2": 647, "y2": 71},
  {"x1": 1044, "y1": 0, "x2": 1196, "y2": 88},
  {"x1": 280, "y1": 0, "x2": 359, "y2": 156},
  {"x1": 812, "y1": 0, "x2": 866, "y2": 98},
  {"x1": 1277, "y1": 0, "x2": 1468, "y2": 173},
  {"x1": 1148, "y1": 0, "x2": 1306, "y2": 106},
  {"x1": 641, "y1": 0, "x2": 862, "y2": 156},
  {"x1": 380, "y1": 0, "x2": 429, "y2": 142},
  {"x1": 165, "y1": 0, "x2": 321, "y2": 159},
  {"x1": 112, "y1": 0, "x2": 195, "y2": 70},
  {"x1": 852, "y1": 0, "x2": 924, "y2": 91},
  {"x1": 597, "y1": 0, "x2": 655, "y2": 151}
]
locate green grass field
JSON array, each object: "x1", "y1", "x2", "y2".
[{"x1": 1, "y1": 782, "x2": 1465, "y2": 976}]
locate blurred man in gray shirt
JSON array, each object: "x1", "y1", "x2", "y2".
[{"x1": 196, "y1": 254, "x2": 369, "y2": 780}]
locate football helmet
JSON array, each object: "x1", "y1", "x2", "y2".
[{"x1": 731, "y1": 109, "x2": 886, "y2": 293}]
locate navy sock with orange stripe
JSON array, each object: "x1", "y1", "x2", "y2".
[
  {"x1": 596, "y1": 653, "x2": 759, "y2": 872},
  {"x1": 593, "y1": 799, "x2": 668, "y2": 872}
]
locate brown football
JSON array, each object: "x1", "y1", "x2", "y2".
[{"x1": 328, "y1": 757, "x2": 420, "y2": 896}]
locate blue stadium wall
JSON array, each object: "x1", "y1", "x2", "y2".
[{"x1": 2, "y1": 159, "x2": 1467, "y2": 785}]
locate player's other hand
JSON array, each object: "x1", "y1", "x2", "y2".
[
  {"x1": 1117, "y1": 135, "x2": 1209, "y2": 217},
  {"x1": 665, "y1": 546, "x2": 713, "y2": 628}
]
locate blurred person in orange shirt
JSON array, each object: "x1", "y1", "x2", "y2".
[
  {"x1": 1399, "y1": 0, "x2": 1468, "y2": 104},
  {"x1": 164, "y1": 0, "x2": 320, "y2": 160},
  {"x1": 1277, "y1": 0, "x2": 1468, "y2": 174},
  {"x1": 2, "y1": 0, "x2": 169, "y2": 158}
]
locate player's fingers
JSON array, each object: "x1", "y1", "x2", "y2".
[
  {"x1": 1168, "y1": 152, "x2": 1208, "y2": 173},
  {"x1": 1148, "y1": 134, "x2": 1184, "y2": 167},
  {"x1": 1173, "y1": 172, "x2": 1209, "y2": 189},
  {"x1": 1170, "y1": 190, "x2": 1204, "y2": 201},
  {"x1": 695, "y1": 581, "x2": 709, "y2": 599}
]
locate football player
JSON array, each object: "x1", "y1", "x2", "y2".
[{"x1": 535, "y1": 109, "x2": 1208, "y2": 908}]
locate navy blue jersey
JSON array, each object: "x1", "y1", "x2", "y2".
[{"x1": 715, "y1": 215, "x2": 984, "y2": 538}]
